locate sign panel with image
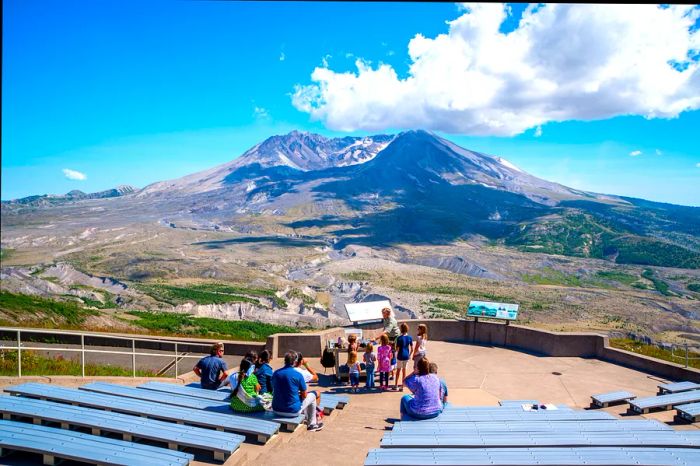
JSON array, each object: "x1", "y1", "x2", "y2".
[{"x1": 467, "y1": 300, "x2": 519, "y2": 320}]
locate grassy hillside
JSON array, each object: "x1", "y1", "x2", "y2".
[
  {"x1": 508, "y1": 209, "x2": 700, "y2": 269},
  {"x1": 125, "y1": 311, "x2": 298, "y2": 341},
  {"x1": 0, "y1": 291, "x2": 97, "y2": 326}
]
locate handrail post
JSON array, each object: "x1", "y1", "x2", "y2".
[
  {"x1": 81, "y1": 334, "x2": 85, "y2": 378},
  {"x1": 17, "y1": 330, "x2": 21, "y2": 378},
  {"x1": 175, "y1": 343, "x2": 178, "y2": 378},
  {"x1": 686, "y1": 343, "x2": 689, "y2": 368},
  {"x1": 132, "y1": 339, "x2": 136, "y2": 378}
]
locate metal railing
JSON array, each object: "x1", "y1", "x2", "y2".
[
  {"x1": 670, "y1": 343, "x2": 700, "y2": 368},
  {"x1": 624, "y1": 333, "x2": 700, "y2": 368},
  {"x1": 0, "y1": 328, "x2": 207, "y2": 378}
]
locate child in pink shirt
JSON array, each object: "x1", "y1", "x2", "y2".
[{"x1": 377, "y1": 334, "x2": 392, "y2": 390}]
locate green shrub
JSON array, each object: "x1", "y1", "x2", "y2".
[
  {"x1": 0, "y1": 350, "x2": 162, "y2": 377},
  {"x1": 126, "y1": 311, "x2": 298, "y2": 341},
  {"x1": 610, "y1": 338, "x2": 700, "y2": 369},
  {"x1": 0, "y1": 291, "x2": 97, "y2": 326},
  {"x1": 641, "y1": 269, "x2": 673, "y2": 296}
]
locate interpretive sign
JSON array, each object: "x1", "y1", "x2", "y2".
[
  {"x1": 467, "y1": 300, "x2": 519, "y2": 320},
  {"x1": 344, "y1": 300, "x2": 391, "y2": 324}
]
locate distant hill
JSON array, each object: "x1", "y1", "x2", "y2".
[{"x1": 2, "y1": 185, "x2": 136, "y2": 208}]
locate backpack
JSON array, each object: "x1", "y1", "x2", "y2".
[{"x1": 321, "y1": 347, "x2": 336, "y2": 368}]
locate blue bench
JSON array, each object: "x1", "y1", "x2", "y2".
[
  {"x1": 364, "y1": 447, "x2": 700, "y2": 465},
  {"x1": 628, "y1": 390, "x2": 700, "y2": 414},
  {"x1": 179, "y1": 381, "x2": 344, "y2": 412},
  {"x1": 590, "y1": 390, "x2": 636, "y2": 408},
  {"x1": 675, "y1": 402, "x2": 700, "y2": 423},
  {"x1": 432, "y1": 410, "x2": 616, "y2": 422},
  {"x1": 498, "y1": 400, "x2": 539, "y2": 407},
  {"x1": 0, "y1": 419, "x2": 193, "y2": 466},
  {"x1": 390, "y1": 419, "x2": 671, "y2": 434},
  {"x1": 443, "y1": 404, "x2": 572, "y2": 412},
  {"x1": 141, "y1": 381, "x2": 233, "y2": 402},
  {"x1": 658, "y1": 381, "x2": 700, "y2": 395},
  {"x1": 4, "y1": 383, "x2": 280, "y2": 443},
  {"x1": 379, "y1": 430, "x2": 700, "y2": 448},
  {"x1": 0, "y1": 396, "x2": 243, "y2": 461},
  {"x1": 80, "y1": 382, "x2": 304, "y2": 430}
]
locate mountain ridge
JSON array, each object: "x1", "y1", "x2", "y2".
[{"x1": 3, "y1": 130, "x2": 699, "y2": 269}]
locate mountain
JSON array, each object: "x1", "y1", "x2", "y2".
[
  {"x1": 4, "y1": 130, "x2": 700, "y2": 269},
  {"x1": 2, "y1": 185, "x2": 136, "y2": 208},
  {"x1": 139, "y1": 131, "x2": 393, "y2": 195}
]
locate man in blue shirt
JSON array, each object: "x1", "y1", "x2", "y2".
[
  {"x1": 272, "y1": 350, "x2": 323, "y2": 431},
  {"x1": 193, "y1": 342, "x2": 228, "y2": 390}
]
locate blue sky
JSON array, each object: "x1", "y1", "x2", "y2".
[{"x1": 3, "y1": 1, "x2": 699, "y2": 206}]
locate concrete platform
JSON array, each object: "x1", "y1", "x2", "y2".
[{"x1": 2, "y1": 340, "x2": 699, "y2": 466}]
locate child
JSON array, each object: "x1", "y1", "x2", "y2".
[
  {"x1": 377, "y1": 334, "x2": 392, "y2": 390},
  {"x1": 363, "y1": 343, "x2": 377, "y2": 390},
  {"x1": 347, "y1": 334, "x2": 359, "y2": 353},
  {"x1": 412, "y1": 324, "x2": 428, "y2": 370},
  {"x1": 254, "y1": 350, "x2": 274, "y2": 395},
  {"x1": 429, "y1": 362, "x2": 448, "y2": 406},
  {"x1": 394, "y1": 323, "x2": 413, "y2": 391},
  {"x1": 347, "y1": 351, "x2": 361, "y2": 393}
]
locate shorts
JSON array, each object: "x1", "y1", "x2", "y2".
[{"x1": 396, "y1": 359, "x2": 409, "y2": 370}]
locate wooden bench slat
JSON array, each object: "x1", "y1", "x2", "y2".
[
  {"x1": 4, "y1": 383, "x2": 279, "y2": 440},
  {"x1": 658, "y1": 381, "x2": 700, "y2": 395},
  {"x1": 629, "y1": 390, "x2": 700, "y2": 414},
  {"x1": 365, "y1": 447, "x2": 700, "y2": 465},
  {"x1": 0, "y1": 396, "x2": 243, "y2": 455},
  {"x1": 381, "y1": 430, "x2": 700, "y2": 448},
  {"x1": 0, "y1": 419, "x2": 192, "y2": 465},
  {"x1": 391, "y1": 419, "x2": 671, "y2": 433}
]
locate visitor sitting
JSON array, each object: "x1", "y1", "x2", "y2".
[
  {"x1": 400, "y1": 357, "x2": 443, "y2": 420},
  {"x1": 255, "y1": 349, "x2": 274, "y2": 395},
  {"x1": 193, "y1": 342, "x2": 228, "y2": 390},
  {"x1": 222, "y1": 349, "x2": 260, "y2": 389},
  {"x1": 272, "y1": 350, "x2": 323, "y2": 432},
  {"x1": 429, "y1": 362, "x2": 448, "y2": 405},
  {"x1": 293, "y1": 351, "x2": 322, "y2": 411},
  {"x1": 229, "y1": 359, "x2": 269, "y2": 413}
]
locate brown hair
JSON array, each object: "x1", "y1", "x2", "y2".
[
  {"x1": 428, "y1": 362, "x2": 438, "y2": 374},
  {"x1": 347, "y1": 351, "x2": 358, "y2": 365},
  {"x1": 365, "y1": 342, "x2": 374, "y2": 353},
  {"x1": 400, "y1": 323, "x2": 409, "y2": 334},
  {"x1": 417, "y1": 357, "x2": 430, "y2": 375},
  {"x1": 348, "y1": 334, "x2": 357, "y2": 343},
  {"x1": 380, "y1": 334, "x2": 389, "y2": 345},
  {"x1": 210, "y1": 342, "x2": 224, "y2": 356},
  {"x1": 417, "y1": 324, "x2": 428, "y2": 339}
]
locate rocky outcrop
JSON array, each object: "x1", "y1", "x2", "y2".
[{"x1": 175, "y1": 301, "x2": 346, "y2": 328}]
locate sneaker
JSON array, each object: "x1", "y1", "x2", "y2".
[{"x1": 307, "y1": 423, "x2": 324, "y2": 432}]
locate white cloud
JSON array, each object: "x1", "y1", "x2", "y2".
[
  {"x1": 629, "y1": 150, "x2": 642, "y2": 157},
  {"x1": 62, "y1": 168, "x2": 86, "y2": 180},
  {"x1": 253, "y1": 106, "x2": 270, "y2": 120},
  {"x1": 279, "y1": 52, "x2": 286, "y2": 61},
  {"x1": 293, "y1": 4, "x2": 700, "y2": 136},
  {"x1": 534, "y1": 126, "x2": 543, "y2": 137}
]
